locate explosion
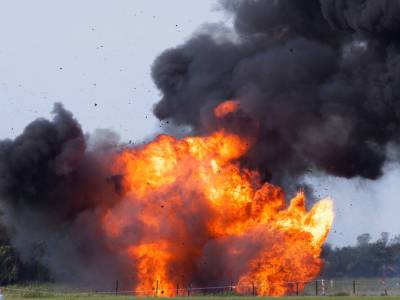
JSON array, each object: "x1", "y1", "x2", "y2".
[
  {"x1": 102, "y1": 101, "x2": 334, "y2": 296},
  {"x1": 2, "y1": 0, "x2": 400, "y2": 295}
]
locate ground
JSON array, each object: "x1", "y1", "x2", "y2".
[
  {"x1": 4, "y1": 296, "x2": 400, "y2": 300},
  {"x1": 3, "y1": 282, "x2": 400, "y2": 300}
]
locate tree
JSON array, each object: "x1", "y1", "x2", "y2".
[
  {"x1": 390, "y1": 234, "x2": 400, "y2": 245},
  {"x1": 322, "y1": 232, "x2": 400, "y2": 278},
  {"x1": 377, "y1": 232, "x2": 390, "y2": 246},
  {"x1": 0, "y1": 220, "x2": 50, "y2": 284},
  {"x1": 357, "y1": 233, "x2": 371, "y2": 246}
]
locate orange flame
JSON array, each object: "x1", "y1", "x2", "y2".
[
  {"x1": 102, "y1": 102, "x2": 334, "y2": 296},
  {"x1": 213, "y1": 100, "x2": 240, "y2": 118}
]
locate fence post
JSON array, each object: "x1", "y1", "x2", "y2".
[
  {"x1": 187, "y1": 284, "x2": 191, "y2": 297},
  {"x1": 315, "y1": 280, "x2": 318, "y2": 296},
  {"x1": 115, "y1": 279, "x2": 119, "y2": 296},
  {"x1": 353, "y1": 280, "x2": 356, "y2": 295},
  {"x1": 155, "y1": 280, "x2": 159, "y2": 296},
  {"x1": 176, "y1": 283, "x2": 179, "y2": 297},
  {"x1": 296, "y1": 282, "x2": 299, "y2": 296},
  {"x1": 252, "y1": 282, "x2": 255, "y2": 296}
]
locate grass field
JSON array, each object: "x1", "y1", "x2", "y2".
[
  {"x1": 2, "y1": 280, "x2": 400, "y2": 300},
  {"x1": 3, "y1": 292, "x2": 400, "y2": 300},
  {"x1": 3, "y1": 296, "x2": 400, "y2": 300}
]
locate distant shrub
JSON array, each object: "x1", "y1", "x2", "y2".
[
  {"x1": 21, "y1": 290, "x2": 56, "y2": 298},
  {"x1": 333, "y1": 292, "x2": 350, "y2": 296}
]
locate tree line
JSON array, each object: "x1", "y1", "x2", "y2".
[
  {"x1": 322, "y1": 232, "x2": 400, "y2": 278},
  {"x1": 1, "y1": 222, "x2": 399, "y2": 285}
]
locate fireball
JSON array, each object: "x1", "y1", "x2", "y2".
[{"x1": 102, "y1": 101, "x2": 334, "y2": 296}]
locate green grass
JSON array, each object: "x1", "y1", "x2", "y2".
[
  {"x1": 2, "y1": 281, "x2": 400, "y2": 300},
  {"x1": 3, "y1": 297, "x2": 400, "y2": 300}
]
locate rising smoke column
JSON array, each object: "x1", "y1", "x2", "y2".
[
  {"x1": 152, "y1": 0, "x2": 400, "y2": 187},
  {"x1": 0, "y1": 103, "x2": 130, "y2": 285}
]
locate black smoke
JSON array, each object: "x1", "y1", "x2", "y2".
[
  {"x1": 152, "y1": 0, "x2": 400, "y2": 187},
  {"x1": 0, "y1": 103, "x2": 130, "y2": 286},
  {"x1": 1, "y1": 0, "x2": 400, "y2": 288}
]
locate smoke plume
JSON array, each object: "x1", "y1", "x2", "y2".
[
  {"x1": 152, "y1": 0, "x2": 400, "y2": 186},
  {"x1": 0, "y1": 103, "x2": 130, "y2": 285},
  {"x1": 0, "y1": 0, "x2": 400, "y2": 289}
]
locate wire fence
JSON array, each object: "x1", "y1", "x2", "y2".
[
  {"x1": 299, "y1": 278, "x2": 400, "y2": 296},
  {"x1": 2, "y1": 278, "x2": 400, "y2": 298}
]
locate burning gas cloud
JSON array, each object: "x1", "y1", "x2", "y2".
[
  {"x1": 102, "y1": 102, "x2": 333, "y2": 295},
  {"x1": 0, "y1": 0, "x2": 399, "y2": 296}
]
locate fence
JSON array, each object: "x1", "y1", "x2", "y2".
[
  {"x1": 301, "y1": 278, "x2": 400, "y2": 296},
  {"x1": 2, "y1": 278, "x2": 400, "y2": 298}
]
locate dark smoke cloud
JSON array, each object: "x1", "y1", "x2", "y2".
[
  {"x1": 152, "y1": 0, "x2": 400, "y2": 187},
  {"x1": 1, "y1": 0, "x2": 400, "y2": 288},
  {"x1": 321, "y1": 0, "x2": 400, "y2": 37},
  {"x1": 0, "y1": 103, "x2": 129, "y2": 285}
]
